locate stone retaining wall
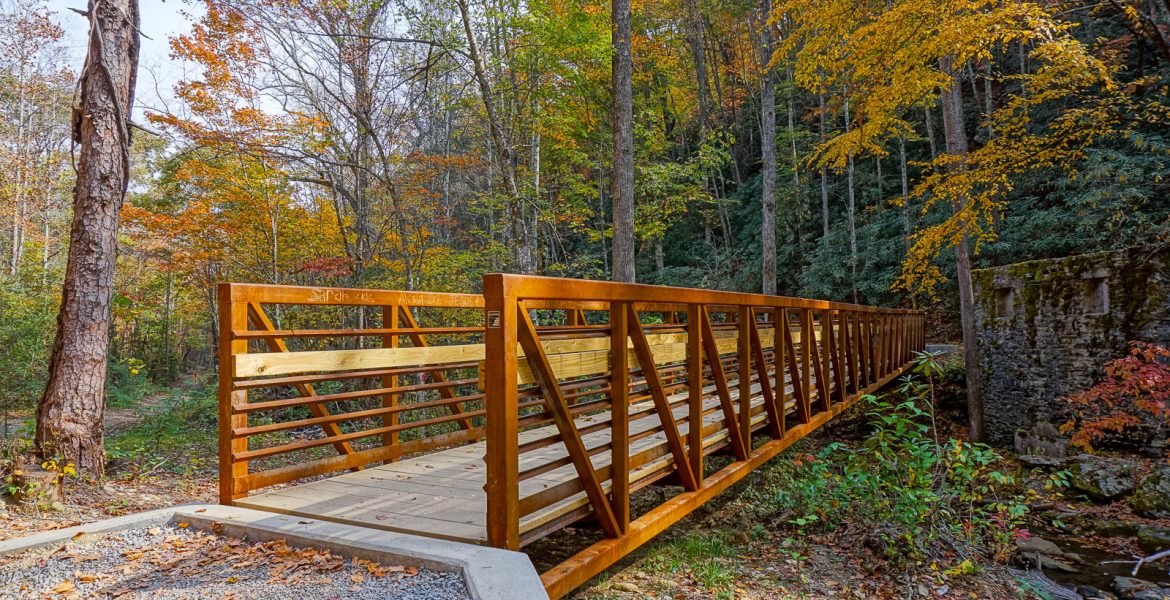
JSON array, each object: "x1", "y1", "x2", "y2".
[{"x1": 972, "y1": 246, "x2": 1170, "y2": 444}]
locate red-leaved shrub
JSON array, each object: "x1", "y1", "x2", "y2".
[{"x1": 1061, "y1": 342, "x2": 1170, "y2": 452}]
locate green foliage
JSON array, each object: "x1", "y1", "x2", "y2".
[
  {"x1": 645, "y1": 532, "x2": 736, "y2": 598},
  {"x1": 0, "y1": 282, "x2": 57, "y2": 414},
  {"x1": 106, "y1": 383, "x2": 218, "y2": 479},
  {"x1": 106, "y1": 358, "x2": 161, "y2": 409},
  {"x1": 764, "y1": 353, "x2": 1026, "y2": 568}
]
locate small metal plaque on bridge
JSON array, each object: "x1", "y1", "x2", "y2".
[{"x1": 486, "y1": 311, "x2": 500, "y2": 328}]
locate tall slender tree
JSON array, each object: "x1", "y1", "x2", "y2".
[
  {"x1": 759, "y1": 0, "x2": 777, "y2": 295},
  {"x1": 937, "y1": 56, "x2": 983, "y2": 439},
  {"x1": 611, "y1": 0, "x2": 635, "y2": 282},
  {"x1": 37, "y1": 0, "x2": 139, "y2": 473}
]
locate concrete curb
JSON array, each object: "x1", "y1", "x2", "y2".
[{"x1": 0, "y1": 504, "x2": 547, "y2": 600}]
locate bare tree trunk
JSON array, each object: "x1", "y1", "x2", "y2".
[
  {"x1": 457, "y1": 0, "x2": 531, "y2": 272},
  {"x1": 939, "y1": 56, "x2": 984, "y2": 441},
  {"x1": 844, "y1": 96, "x2": 858, "y2": 304},
  {"x1": 759, "y1": 0, "x2": 777, "y2": 295},
  {"x1": 899, "y1": 135, "x2": 917, "y2": 310},
  {"x1": 898, "y1": 136, "x2": 911, "y2": 252},
  {"x1": 37, "y1": 0, "x2": 139, "y2": 475},
  {"x1": 924, "y1": 102, "x2": 939, "y2": 161},
  {"x1": 817, "y1": 81, "x2": 829, "y2": 237},
  {"x1": 688, "y1": 0, "x2": 710, "y2": 130},
  {"x1": 611, "y1": 0, "x2": 636, "y2": 283}
]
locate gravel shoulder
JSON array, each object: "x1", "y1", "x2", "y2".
[{"x1": 0, "y1": 524, "x2": 470, "y2": 600}]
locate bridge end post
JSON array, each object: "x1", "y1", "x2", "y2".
[
  {"x1": 217, "y1": 282, "x2": 248, "y2": 505},
  {"x1": 483, "y1": 274, "x2": 520, "y2": 550}
]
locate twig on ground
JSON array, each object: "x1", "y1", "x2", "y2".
[{"x1": 1101, "y1": 548, "x2": 1170, "y2": 576}]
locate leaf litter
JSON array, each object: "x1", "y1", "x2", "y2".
[{"x1": 0, "y1": 524, "x2": 466, "y2": 599}]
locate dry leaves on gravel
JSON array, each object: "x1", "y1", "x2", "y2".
[{"x1": 41, "y1": 527, "x2": 419, "y2": 598}]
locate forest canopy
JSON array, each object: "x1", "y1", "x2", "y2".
[{"x1": 1, "y1": 0, "x2": 1168, "y2": 415}]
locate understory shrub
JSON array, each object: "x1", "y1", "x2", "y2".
[
  {"x1": 768, "y1": 353, "x2": 1026, "y2": 567},
  {"x1": 1061, "y1": 341, "x2": 1170, "y2": 452}
]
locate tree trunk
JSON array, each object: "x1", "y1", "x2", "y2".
[
  {"x1": 688, "y1": 0, "x2": 710, "y2": 130},
  {"x1": 817, "y1": 82, "x2": 830, "y2": 237},
  {"x1": 844, "y1": 96, "x2": 858, "y2": 304},
  {"x1": 938, "y1": 56, "x2": 984, "y2": 441},
  {"x1": 37, "y1": 0, "x2": 139, "y2": 475},
  {"x1": 899, "y1": 135, "x2": 916, "y2": 310},
  {"x1": 759, "y1": 0, "x2": 777, "y2": 295},
  {"x1": 611, "y1": 0, "x2": 636, "y2": 283}
]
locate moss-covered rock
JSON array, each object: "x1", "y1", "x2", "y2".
[
  {"x1": 1137, "y1": 526, "x2": 1170, "y2": 553},
  {"x1": 1069, "y1": 454, "x2": 1138, "y2": 501},
  {"x1": 1132, "y1": 468, "x2": 1170, "y2": 518}
]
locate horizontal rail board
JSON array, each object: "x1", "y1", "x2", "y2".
[{"x1": 233, "y1": 326, "x2": 795, "y2": 380}]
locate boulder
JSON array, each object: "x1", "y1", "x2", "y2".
[
  {"x1": 1114, "y1": 576, "x2": 1163, "y2": 599},
  {"x1": 1094, "y1": 520, "x2": 1142, "y2": 538},
  {"x1": 1016, "y1": 536, "x2": 1065, "y2": 557},
  {"x1": 1078, "y1": 584, "x2": 1117, "y2": 599},
  {"x1": 1137, "y1": 526, "x2": 1170, "y2": 553},
  {"x1": 1133, "y1": 468, "x2": 1170, "y2": 518},
  {"x1": 1037, "y1": 554, "x2": 1080, "y2": 573},
  {"x1": 1069, "y1": 454, "x2": 1138, "y2": 501},
  {"x1": 1016, "y1": 423, "x2": 1069, "y2": 460},
  {"x1": 1020, "y1": 455, "x2": 1066, "y2": 468}
]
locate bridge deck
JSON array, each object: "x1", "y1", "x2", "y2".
[{"x1": 237, "y1": 381, "x2": 777, "y2": 544}]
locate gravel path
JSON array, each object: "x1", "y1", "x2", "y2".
[{"x1": 0, "y1": 524, "x2": 470, "y2": 599}]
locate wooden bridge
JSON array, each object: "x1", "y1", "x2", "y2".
[{"x1": 217, "y1": 275, "x2": 923, "y2": 597}]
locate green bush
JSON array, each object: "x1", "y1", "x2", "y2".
[
  {"x1": 0, "y1": 285, "x2": 57, "y2": 415},
  {"x1": 767, "y1": 353, "x2": 1026, "y2": 567}
]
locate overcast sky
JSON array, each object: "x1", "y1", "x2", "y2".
[{"x1": 47, "y1": 0, "x2": 203, "y2": 119}]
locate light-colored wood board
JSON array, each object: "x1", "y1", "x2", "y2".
[{"x1": 234, "y1": 326, "x2": 783, "y2": 379}]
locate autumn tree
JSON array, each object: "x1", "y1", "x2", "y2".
[
  {"x1": 776, "y1": 0, "x2": 1134, "y2": 439},
  {"x1": 0, "y1": 0, "x2": 71, "y2": 279},
  {"x1": 37, "y1": 0, "x2": 139, "y2": 473}
]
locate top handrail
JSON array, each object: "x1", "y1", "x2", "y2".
[{"x1": 485, "y1": 273, "x2": 919, "y2": 314}]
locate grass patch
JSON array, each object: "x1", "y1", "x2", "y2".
[{"x1": 644, "y1": 532, "x2": 737, "y2": 597}]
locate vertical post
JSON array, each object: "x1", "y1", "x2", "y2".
[
  {"x1": 808, "y1": 309, "x2": 830, "y2": 412},
  {"x1": 772, "y1": 307, "x2": 786, "y2": 433},
  {"x1": 217, "y1": 284, "x2": 248, "y2": 504},
  {"x1": 824, "y1": 309, "x2": 844, "y2": 405},
  {"x1": 686, "y1": 303, "x2": 703, "y2": 485},
  {"x1": 843, "y1": 312, "x2": 858, "y2": 396},
  {"x1": 798, "y1": 308, "x2": 812, "y2": 413},
  {"x1": 879, "y1": 313, "x2": 889, "y2": 374},
  {"x1": 863, "y1": 313, "x2": 874, "y2": 386},
  {"x1": 382, "y1": 305, "x2": 399, "y2": 452},
  {"x1": 886, "y1": 314, "x2": 896, "y2": 374},
  {"x1": 484, "y1": 274, "x2": 519, "y2": 549},
  {"x1": 609, "y1": 301, "x2": 630, "y2": 533},
  {"x1": 737, "y1": 306, "x2": 752, "y2": 446}
]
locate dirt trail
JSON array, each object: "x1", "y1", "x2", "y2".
[{"x1": 103, "y1": 391, "x2": 168, "y2": 433}]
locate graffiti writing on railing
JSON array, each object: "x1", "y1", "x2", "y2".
[{"x1": 306, "y1": 288, "x2": 376, "y2": 304}]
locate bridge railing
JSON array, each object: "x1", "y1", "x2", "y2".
[
  {"x1": 216, "y1": 281, "x2": 687, "y2": 502},
  {"x1": 216, "y1": 283, "x2": 492, "y2": 502},
  {"x1": 481, "y1": 274, "x2": 923, "y2": 595},
  {"x1": 217, "y1": 276, "x2": 923, "y2": 595}
]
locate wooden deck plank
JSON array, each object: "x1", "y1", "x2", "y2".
[{"x1": 238, "y1": 364, "x2": 799, "y2": 545}]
